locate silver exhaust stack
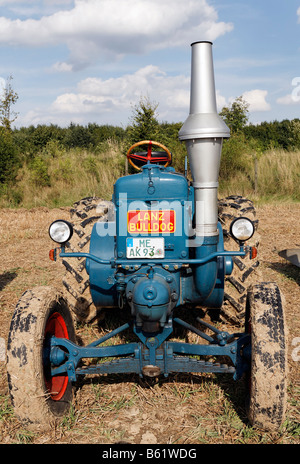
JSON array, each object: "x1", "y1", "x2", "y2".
[{"x1": 179, "y1": 41, "x2": 230, "y2": 237}]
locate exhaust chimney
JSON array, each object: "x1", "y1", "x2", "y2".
[{"x1": 179, "y1": 41, "x2": 230, "y2": 237}]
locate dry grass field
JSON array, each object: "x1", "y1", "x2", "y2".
[{"x1": 0, "y1": 202, "x2": 299, "y2": 444}]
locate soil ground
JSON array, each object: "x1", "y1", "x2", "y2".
[{"x1": 0, "y1": 202, "x2": 299, "y2": 444}]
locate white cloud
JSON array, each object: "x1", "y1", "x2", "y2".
[
  {"x1": 277, "y1": 94, "x2": 300, "y2": 105},
  {"x1": 242, "y1": 89, "x2": 271, "y2": 112},
  {"x1": 216, "y1": 90, "x2": 227, "y2": 110},
  {"x1": 51, "y1": 65, "x2": 190, "y2": 120},
  {"x1": 52, "y1": 61, "x2": 73, "y2": 72},
  {"x1": 19, "y1": 64, "x2": 223, "y2": 126},
  {"x1": 0, "y1": 76, "x2": 6, "y2": 97},
  {"x1": 18, "y1": 60, "x2": 228, "y2": 126},
  {"x1": 297, "y1": 7, "x2": 300, "y2": 22},
  {"x1": 0, "y1": 0, "x2": 233, "y2": 70},
  {"x1": 277, "y1": 77, "x2": 300, "y2": 105}
]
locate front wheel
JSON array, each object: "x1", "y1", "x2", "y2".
[
  {"x1": 6, "y1": 286, "x2": 75, "y2": 430},
  {"x1": 245, "y1": 282, "x2": 288, "y2": 431}
]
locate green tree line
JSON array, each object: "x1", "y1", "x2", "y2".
[
  {"x1": 9, "y1": 113, "x2": 300, "y2": 158},
  {"x1": 0, "y1": 84, "x2": 300, "y2": 206}
]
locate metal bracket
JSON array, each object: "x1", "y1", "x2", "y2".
[
  {"x1": 48, "y1": 319, "x2": 251, "y2": 381},
  {"x1": 59, "y1": 246, "x2": 247, "y2": 267}
]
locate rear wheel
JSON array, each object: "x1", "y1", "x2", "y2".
[
  {"x1": 245, "y1": 282, "x2": 287, "y2": 431},
  {"x1": 6, "y1": 287, "x2": 75, "y2": 430},
  {"x1": 62, "y1": 197, "x2": 111, "y2": 323},
  {"x1": 218, "y1": 195, "x2": 261, "y2": 325}
]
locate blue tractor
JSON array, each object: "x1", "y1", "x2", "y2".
[{"x1": 6, "y1": 42, "x2": 287, "y2": 432}]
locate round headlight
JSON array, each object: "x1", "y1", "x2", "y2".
[
  {"x1": 230, "y1": 217, "x2": 254, "y2": 242},
  {"x1": 49, "y1": 220, "x2": 73, "y2": 244}
]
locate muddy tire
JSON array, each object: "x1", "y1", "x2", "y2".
[
  {"x1": 245, "y1": 282, "x2": 287, "y2": 431},
  {"x1": 218, "y1": 195, "x2": 261, "y2": 325},
  {"x1": 62, "y1": 197, "x2": 111, "y2": 323},
  {"x1": 6, "y1": 286, "x2": 75, "y2": 430}
]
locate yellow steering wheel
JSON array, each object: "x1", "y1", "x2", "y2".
[{"x1": 126, "y1": 140, "x2": 172, "y2": 171}]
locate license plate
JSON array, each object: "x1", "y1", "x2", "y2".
[{"x1": 126, "y1": 238, "x2": 165, "y2": 259}]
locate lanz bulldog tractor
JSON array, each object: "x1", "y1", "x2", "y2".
[{"x1": 6, "y1": 41, "x2": 287, "y2": 432}]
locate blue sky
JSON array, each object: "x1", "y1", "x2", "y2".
[{"x1": 0, "y1": 0, "x2": 299, "y2": 128}]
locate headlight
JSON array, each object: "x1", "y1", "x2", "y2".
[
  {"x1": 49, "y1": 220, "x2": 73, "y2": 244},
  {"x1": 230, "y1": 217, "x2": 254, "y2": 242}
]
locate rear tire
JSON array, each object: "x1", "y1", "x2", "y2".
[
  {"x1": 6, "y1": 287, "x2": 75, "y2": 430},
  {"x1": 218, "y1": 195, "x2": 261, "y2": 325},
  {"x1": 62, "y1": 197, "x2": 111, "y2": 323},
  {"x1": 245, "y1": 282, "x2": 287, "y2": 431}
]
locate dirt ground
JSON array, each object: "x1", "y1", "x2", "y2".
[{"x1": 0, "y1": 202, "x2": 299, "y2": 444}]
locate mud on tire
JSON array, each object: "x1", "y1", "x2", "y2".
[
  {"x1": 245, "y1": 282, "x2": 287, "y2": 431},
  {"x1": 61, "y1": 197, "x2": 112, "y2": 323},
  {"x1": 6, "y1": 286, "x2": 75, "y2": 430},
  {"x1": 218, "y1": 195, "x2": 261, "y2": 326}
]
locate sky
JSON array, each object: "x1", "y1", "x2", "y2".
[{"x1": 0, "y1": 0, "x2": 299, "y2": 129}]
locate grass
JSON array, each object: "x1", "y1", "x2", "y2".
[
  {"x1": 0, "y1": 142, "x2": 300, "y2": 208},
  {"x1": 219, "y1": 149, "x2": 300, "y2": 202},
  {"x1": 1, "y1": 371, "x2": 298, "y2": 444},
  {"x1": 0, "y1": 139, "x2": 127, "y2": 208},
  {"x1": 257, "y1": 149, "x2": 300, "y2": 199},
  {"x1": 0, "y1": 159, "x2": 299, "y2": 444},
  {"x1": 0, "y1": 395, "x2": 14, "y2": 422}
]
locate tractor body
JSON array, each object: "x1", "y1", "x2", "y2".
[
  {"x1": 54, "y1": 42, "x2": 253, "y2": 380},
  {"x1": 87, "y1": 163, "x2": 235, "y2": 324}
]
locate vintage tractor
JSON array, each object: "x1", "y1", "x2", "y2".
[{"x1": 6, "y1": 42, "x2": 287, "y2": 432}]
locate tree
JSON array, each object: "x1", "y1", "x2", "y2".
[
  {"x1": 0, "y1": 76, "x2": 19, "y2": 184},
  {"x1": 0, "y1": 127, "x2": 19, "y2": 183},
  {"x1": 0, "y1": 75, "x2": 19, "y2": 130},
  {"x1": 219, "y1": 97, "x2": 251, "y2": 181},
  {"x1": 64, "y1": 122, "x2": 93, "y2": 149},
  {"x1": 219, "y1": 96, "x2": 249, "y2": 134},
  {"x1": 127, "y1": 96, "x2": 160, "y2": 144}
]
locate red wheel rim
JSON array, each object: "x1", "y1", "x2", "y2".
[{"x1": 44, "y1": 312, "x2": 69, "y2": 401}]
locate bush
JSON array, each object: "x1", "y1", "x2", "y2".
[
  {"x1": 219, "y1": 133, "x2": 252, "y2": 180},
  {"x1": 64, "y1": 123, "x2": 93, "y2": 149},
  {"x1": 29, "y1": 156, "x2": 51, "y2": 187},
  {"x1": 0, "y1": 127, "x2": 19, "y2": 184}
]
